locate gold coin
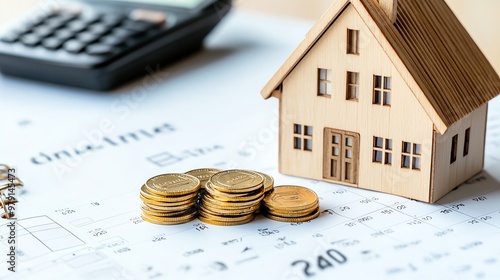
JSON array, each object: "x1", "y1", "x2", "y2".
[
  {"x1": 263, "y1": 207, "x2": 320, "y2": 223},
  {"x1": 202, "y1": 193, "x2": 261, "y2": 208},
  {"x1": 264, "y1": 206, "x2": 320, "y2": 218},
  {"x1": 210, "y1": 169, "x2": 264, "y2": 193},
  {"x1": 199, "y1": 202, "x2": 260, "y2": 216},
  {"x1": 144, "y1": 207, "x2": 196, "y2": 218},
  {"x1": 140, "y1": 185, "x2": 198, "y2": 202},
  {"x1": 262, "y1": 201, "x2": 319, "y2": 214},
  {"x1": 185, "y1": 168, "x2": 221, "y2": 189},
  {"x1": 203, "y1": 205, "x2": 259, "y2": 216},
  {"x1": 141, "y1": 201, "x2": 194, "y2": 212},
  {"x1": 198, "y1": 208, "x2": 255, "y2": 222},
  {"x1": 141, "y1": 207, "x2": 195, "y2": 217},
  {"x1": 263, "y1": 186, "x2": 319, "y2": 211},
  {"x1": 198, "y1": 214, "x2": 255, "y2": 226},
  {"x1": 142, "y1": 211, "x2": 197, "y2": 225},
  {"x1": 256, "y1": 172, "x2": 274, "y2": 193},
  {"x1": 145, "y1": 173, "x2": 200, "y2": 196},
  {"x1": 210, "y1": 192, "x2": 264, "y2": 203},
  {"x1": 205, "y1": 181, "x2": 264, "y2": 202},
  {"x1": 140, "y1": 193, "x2": 196, "y2": 207}
]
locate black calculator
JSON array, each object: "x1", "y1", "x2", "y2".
[{"x1": 0, "y1": 0, "x2": 231, "y2": 90}]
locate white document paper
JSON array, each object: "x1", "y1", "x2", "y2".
[{"x1": 1, "y1": 10, "x2": 500, "y2": 280}]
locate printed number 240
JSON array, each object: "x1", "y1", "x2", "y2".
[{"x1": 291, "y1": 249, "x2": 347, "y2": 277}]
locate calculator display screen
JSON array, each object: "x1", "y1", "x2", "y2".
[{"x1": 109, "y1": 0, "x2": 206, "y2": 9}]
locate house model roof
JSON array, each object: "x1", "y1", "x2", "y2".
[{"x1": 261, "y1": 0, "x2": 500, "y2": 134}]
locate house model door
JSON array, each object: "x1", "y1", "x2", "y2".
[{"x1": 323, "y1": 128, "x2": 360, "y2": 185}]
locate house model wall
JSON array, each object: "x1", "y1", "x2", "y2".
[{"x1": 261, "y1": 0, "x2": 500, "y2": 203}]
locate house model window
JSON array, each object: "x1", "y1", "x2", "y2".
[
  {"x1": 294, "y1": 124, "x2": 313, "y2": 151},
  {"x1": 346, "y1": 71, "x2": 359, "y2": 100},
  {"x1": 318, "y1": 68, "x2": 332, "y2": 96},
  {"x1": 373, "y1": 137, "x2": 392, "y2": 165},
  {"x1": 347, "y1": 29, "x2": 359, "y2": 54},
  {"x1": 373, "y1": 75, "x2": 391, "y2": 106},
  {"x1": 463, "y1": 128, "x2": 470, "y2": 156},
  {"x1": 402, "y1": 142, "x2": 421, "y2": 170},
  {"x1": 450, "y1": 134, "x2": 458, "y2": 163}
]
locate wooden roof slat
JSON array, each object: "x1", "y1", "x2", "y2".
[{"x1": 261, "y1": 0, "x2": 500, "y2": 131}]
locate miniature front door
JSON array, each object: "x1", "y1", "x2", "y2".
[{"x1": 323, "y1": 128, "x2": 360, "y2": 185}]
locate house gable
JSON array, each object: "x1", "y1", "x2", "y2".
[
  {"x1": 261, "y1": 0, "x2": 350, "y2": 99},
  {"x1": 279, "y1": 3, "x2": 435, "y2": 202},
  {"x1": 262, "y1": 0, "x2": 500, "y2": 135}
]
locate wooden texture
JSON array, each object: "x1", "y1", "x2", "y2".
[
  {"x1": 430, "y1": 105, "x2": 487, "y2": 202},
  {"x1": 391, "y1": 0, "x2": 500, "y2": 128},
  {"x1": 279, "y1": 4, "x2": 434, "y2": 202},
  {"x1": 262, "y1": 0, "x2": 500, "y2": 134},
  {"x1": 351, "y1": 0, "x2": 448, "y2": 134},
  {"x1": 378, "y1": 0, "x2": 397, "y2": 23},
  {"x1": 265, "y1": 0, "x2": 497, "y2": 202},
  {"x1": 261, "y1": 0, "x2": 350, "y2": 100},
  {"x1": 323, "y1": 129, "x2": 360, "y2": 185}
]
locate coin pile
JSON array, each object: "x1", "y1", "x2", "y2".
[
  {"x1": 198, "y1": 170, "x2": 266, "y2": 226},
  {"x1": 258, "y1": 171, "x2": 275, "y2": 194},
  {"x1": 185, "y1": 168, "x2": 221, "y2": 202},
  {"x1": 185, "y1": 168, "x2": 221, "y2": 189},
  {"x1": 140, "y1": 173, "x2": 200, "y2": 225},
  {"x1": 139, "y1": 169, "x2": 320, "y2": 226},
  {"x1": 261, "y1": 185, "x2": 320, "y2": 222}
]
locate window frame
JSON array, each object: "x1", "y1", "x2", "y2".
[
  {"x1": 346, "y1": 71, "x2": 359, "y2": 101},
  {"x1": 293, "y1": 124, "x2": 313, "y2": 151},
  {"x1": 402, "y1": 141, "x2": 421, "y2": 170},
  {"x1": 373, "y1": 75, "x2": 392, "y2": 106},
  {"x1": 450, "y1": 134, "x2": 458, "y2": 164},
  {"x1": 317, "y1": 68, "x2": 332, "y2": 97},
  {"x1": 373, "y1": 136, "x2": 392, "y2": 165},
  {"x1": 347, "y1": 29, "x2": 359, "y2": 55},
  {"x1": 463, "y1": 128, "x2": 470, "y2": 157}
]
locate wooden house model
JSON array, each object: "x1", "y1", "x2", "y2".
[{"x1": 261, "y1": 0, "x2": 500, "y2": 203}]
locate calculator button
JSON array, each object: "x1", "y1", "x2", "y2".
[
  {"x1": 122, "y1": 20, "x2": 156, "y2": 32},
  {"x1": 80, "y1": 14, "x2": 101, "y2": 25},
  {"x1": 86, "y1": 44, "x2": 115, "y2": 56},
  {"x1": 12, "y1": 24, "x2": 35, "y2": 36},
  {"x1": 29, "y1": 14, "x2": 49, "y2": 27},
  {"x1": 55, "y1": 13, "x2": 78, "y2": 23},
  {"x1": 54, "y1": 29, "x2": 75, "y2": 41},
  {"x1": 20, "y1": 34, "x2": 42, "y2": 47},
  {"x1": 63, "y1": 40, "x2": 86, "y2": 53},
  {"x1": 18, "y1": 14, "x2": 50, "y2": 32},
  {"x1": 77, "y1": 32, "x2": 99, "y2": 44},
  {"x1": 88, "y1": 24, "x2": 112, "y2": 36},
  {"x1": 33, "y1": 26, "x2": 54, "y2": 38},
  {"x1": 67, "y1": 21, "x2": 88, "y2": 33},
  {"x1": 101, "y1": 14, "x2": 126, "y2": 27},
  {"x1": 45, "y1": 20, "x2": 67, "y2": 30},
  {"x1": 100, "y1": 36, "x2": 127, "y2": 47},
  {"x1": 0, "y1": 33, "x2": 19, "y2": 43},
  {"x1": 112, "y1": 28, "x2": 141, "y2": 38},
  {"x1": 42, "y1": 38, "x2": 64, "y2": 50},
  {"x1": 45, "y1": 14, "x2": 75, "y2": 30}
]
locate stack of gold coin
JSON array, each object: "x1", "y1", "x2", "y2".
[
  {"x1": 261, "y1": 185, "x2": 320, "y2": 222},
  {"x1": 140, "y1": 173, "x2": 200, "y2": 225},
  {"x1": 185, "y1": 168, "x2": 221, "y2": 203},
  {"x1": 198, "y1": 169, "x2": 266, "y2": 226},
  {"x1": 185, "y1": 168, "x2": 221, "y2": 189},
  {"x1": 257, "y1": 171, "x2": 274, "y2": 194}
]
